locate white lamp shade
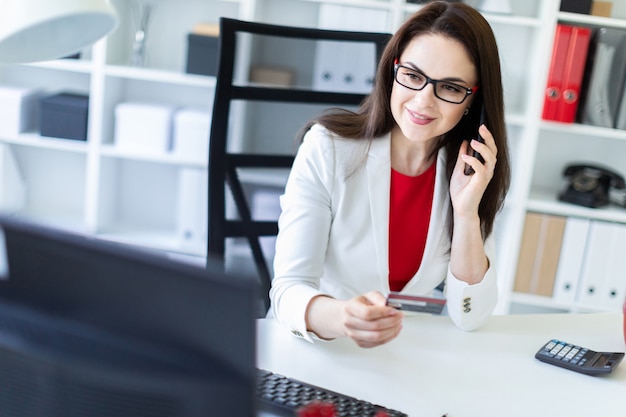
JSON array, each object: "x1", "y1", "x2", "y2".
[{"x1": 0, "y1": 0, "x2": 118, "y2": 63}]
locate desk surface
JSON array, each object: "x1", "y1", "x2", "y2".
[{"x1": 257, "y1": 313, "x2": 626, "y2": 417}]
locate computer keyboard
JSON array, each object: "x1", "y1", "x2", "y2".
[{"x1": 257, "y1": 369, "x2": 408, "y2": 417}]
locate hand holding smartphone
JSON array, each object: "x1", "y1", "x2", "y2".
[{"x1": 464, "y1": 104, "x2": 486, "y2": 176}]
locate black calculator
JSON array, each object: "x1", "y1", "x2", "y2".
[{"x1": 535, "y1": 339, "x2": 624, "y2": 376}]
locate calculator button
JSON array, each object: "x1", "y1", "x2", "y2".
[
  {"x1": 550, "y1": 345, "x2": 564, "y2": 356},
  {"x1": 545, "y1": 341, "x2": 557, "y2": 351},
  {"x1": 557, "y1": 346, "x2": 571, "y2": 359}
]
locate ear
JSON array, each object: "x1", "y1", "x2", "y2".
[{"x1": 464, "y1": 108, "x2": 469, "y2": 116}]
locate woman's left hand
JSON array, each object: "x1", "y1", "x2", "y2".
[{"x1": 449, "y1": 124, "x2": 497, "y2": 216}]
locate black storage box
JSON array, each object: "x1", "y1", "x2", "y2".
[
  {"x1": 185, "y1": 33, "x2": 219, "y2": 76},
  {"x1": 40, "y1": 93, "x2": 89, "y2": 141},
  {"x1": 559, "y1": 0, "x2": 592, "y2": 14}
]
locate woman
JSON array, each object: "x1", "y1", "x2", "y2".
[{"x1": 269, "y1": 1, "x2": 510, "y2": 348}]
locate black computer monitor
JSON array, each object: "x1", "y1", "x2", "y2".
[{"x1": 0, "y1": 215, "x2": 257, "y2": 417}]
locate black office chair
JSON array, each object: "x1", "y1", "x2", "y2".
[{"x1": 208, "y1": 17, "x2": 391, "y2": 315}]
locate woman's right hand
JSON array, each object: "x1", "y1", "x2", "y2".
[{"x1": 306, "y1": 291, "x2": 404, "y2": 348}]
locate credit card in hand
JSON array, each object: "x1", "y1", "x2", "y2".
[{"x1": 386, "y1": 292, "x2": 446, "y2": 315}]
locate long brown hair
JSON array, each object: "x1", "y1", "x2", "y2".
[{"x1": 299, "y1": 1, "x2": 510, "y2": 239}]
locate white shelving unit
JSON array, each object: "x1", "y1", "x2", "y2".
[
  {"x1": 0, "y1": 0, "x2": 624, "y2": 314},
  {"x1": 506, "y1": 6, "x2": 626, "y2": 314},
  {"x1": 0, "y1": 0, "x2": 248, "y2": 258}
]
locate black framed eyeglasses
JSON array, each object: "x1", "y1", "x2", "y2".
[{"x1": 393, "y1": 61, "x2": 478, "y2": 104}]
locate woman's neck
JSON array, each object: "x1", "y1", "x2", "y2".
[{"x1": 390, "y1": 127, "x2": 438, "y2": 176}]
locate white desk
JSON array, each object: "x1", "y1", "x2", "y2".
[{"x1": 257, "y1": 313, "x2": 626, "y2": 417}]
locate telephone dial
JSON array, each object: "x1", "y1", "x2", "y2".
[{"x1": 559, "y1": 164, "x2": 626, "y2": 208}]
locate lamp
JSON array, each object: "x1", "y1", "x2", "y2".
[{"x1": 0, "y1": 0, "x2": 118, "y2": 63}]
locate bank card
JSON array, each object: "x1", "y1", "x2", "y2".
[{"x1": 386, "y1": 292, "x2": 446, "y2": 315}]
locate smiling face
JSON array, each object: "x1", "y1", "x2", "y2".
[{"x1": 390, "y1": 33, "x2": 478, "y2": 149}]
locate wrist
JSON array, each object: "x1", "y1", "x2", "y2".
[
  {"x1": 305, "y1": 295, "x2": 344, "y2": 340},
  {"x1": 453, "y1": 211, "x2": 481, "y2": 230}
]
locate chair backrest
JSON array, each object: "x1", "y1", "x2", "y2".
[{"x1": 208, "y1": 17, "x2": 391, "y2": 314}]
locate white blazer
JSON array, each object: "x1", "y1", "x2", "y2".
[{"x1": 269, "y1": 124, "x2": 498, "y2": 342}]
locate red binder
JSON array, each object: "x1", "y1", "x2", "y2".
[
  {"x1": 557, "y1": 26, "x2": 592, "y2": 123},
  {"x1": 542, "y1": 24, "x2": 572, "y2": 121}
]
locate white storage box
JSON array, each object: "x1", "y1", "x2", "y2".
[
  {"x1": 114, "y1": 102, "x2": 177, "y2": 155},
  {"x1": 0, "y1": 85, "x2": 41, "y2": 139},
  {"x1": 172, "y1": 107, "x2": 211, "y2": 160},
  {"x1": 176, "y1": 168, "x2": 208, "y2": 248}
]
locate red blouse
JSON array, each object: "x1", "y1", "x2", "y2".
[{"x1": 388, "y1": 162, "x2": 436, "y2": 292}]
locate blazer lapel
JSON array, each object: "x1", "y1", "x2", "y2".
[
  {"x1": 407, "y1": 147, "x2": 450, "y2": 288},
  {"x1": 365, "y1": 135, "x2": 392, "y2": 290},
  {"x1": 424, "y1": 148, "x2": 451, "y2": 259}
]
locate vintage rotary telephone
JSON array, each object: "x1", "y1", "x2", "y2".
[{"x1": 559, "y1": 164, "x2": 626, "y2": 208}]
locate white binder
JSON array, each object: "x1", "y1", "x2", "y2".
[
  {"x1": 598, "y1": 222, "x2": 626, "y2": 310},
  {"x1": 176, "y1": 168, "x2": 208, "y2": 249},
  {"x1": 313, "y1": 4, "x2": 388, "y2": 94},
  {"x1": 579, "y1": 221, "x2": 626, "y2": 310},
  {"x1": 0, "y1": 144, "x2": 26, "y2": 214},
  {"x1": 552, "y1": 217, "x2": 590, "y2": 305},
  {"x1": 313, "y1": 4, "x2": 343, "y2": 92},
  {"x1": 577, "y1": 221, "x2": 617, "y2": 308}
]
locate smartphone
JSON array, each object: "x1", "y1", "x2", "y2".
[{"x1": 463, "y1": 104, "x2": 486, "y2": 176}]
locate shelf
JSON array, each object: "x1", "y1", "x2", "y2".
[
  {"x1": 540, "y1": 121, "x2": 626, "y2": 141},
  {"x1": 105, "y1": 65, "x2": 216, "y2": 88},
  {"x1": 485, "y1": 14, "x2": 543, "y2": 28},
  {"x1": 238, "y1": 168, "x2": 290, "y2": 188},
  {"x1": 303, "y1": 0, "x2": 545, "y2": 28},
  {"x1": 527, "y1": 187, "x2": 626, "y2": 224},
  {"x1": 558, "y1": 11, "x2": 626, "y2": 29},
  {"x1": 510, "y1": 292, "x2": 571, "y2": 310},
  {"x1": 509, "y1": 292, "x2": 615, "y2": 312},
  {"x1": 26, "y1": 59, "x2": 94, "y2": 74},
  {"x1": 96, "y1": 228, "x2": 206, "y2": 258},
  {"x1": 301, "y1": 0, "x2": 393, "y2": 10},
  {"x1": 2, "y1": 134, "x2": 89, "y2": 154},
  {"x1": 100, "y1": 144, "x2": 207, "y2": 168},
  {"x1": 14, "y1": 212, "x2": 88, "y2": 235}
]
